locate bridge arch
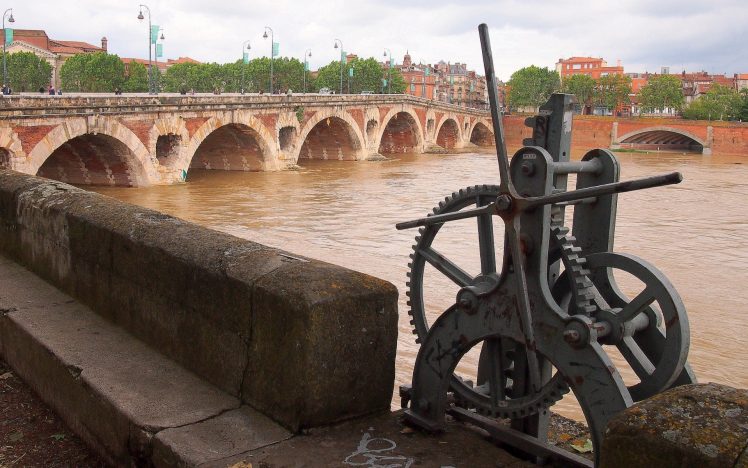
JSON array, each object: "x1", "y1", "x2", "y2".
[
  {"x1": 376, "y1": 108, "x2": 424, "y2": 154},
  {"x1": 150, "y1": 116, "x2": 190, "y2": 171},
  {"x1": 0, "y1": 147, "x2": 11, "y2": 169},
  {"x1": 294, "y1": 109, "x2": 365, "y2": 163},
  {"x1": 185, "y1": 113, "x2": 277, "y2": 174},
  {"x1": 28, "y1": 119, "x2": 152, "y2": 187},
  {"x1": 0, "y1": 127, "x2": 23, "y2": 171},
  {"x1": 435, "y1": 116, "x2": 463, "y2": 150},
  {"x1": 617, "y1": 126, "x2": 706, "y2": 153},
  {"x1": 468, "y1": 120, "x2": 495, "y2": 147}
]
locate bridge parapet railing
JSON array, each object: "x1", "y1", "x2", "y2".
[{"x1": 0, "y1": 93, "x2": 490, "y2": 119}]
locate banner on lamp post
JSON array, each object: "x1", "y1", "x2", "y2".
[
  {"x1": 4, "y1": 28, "x2": 12, "y2": 44},
  {"x1": 340, "y1": 50, "x2": 346, "y2": 61},
  {"x1": 150, "y1": 25, "x2": 159, "y2": 45},
  {"x1": 304, "y1": 61, "x2": 309, "y2": 71},
  {"x1": 243, "y1": 52, "x2": 249, "y2": 64},
  {"x1": 349, "y1": 67, "x2": 353, "y2": 77},
  {"x1": 389, "y1": 58, "x2": 394, "y2": 68},
  {"x1": 155, "y1": 43, "x2": 163, "y2": 58},
  {"x1": 272, "y1": 42, "x2": 279, "y2": 57}
]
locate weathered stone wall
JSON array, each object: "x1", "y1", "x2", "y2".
[{"x1": 0, "y1": 169, "x2": 399, "y2": 432}]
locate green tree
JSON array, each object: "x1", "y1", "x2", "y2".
[
  {"x1": 2, "y1": 52, "x2": 53, "y2": 92},
  {"x1": 562, "y1": 74, "x2": 596, "y2": 113},
  {"x1": 683, "y1": 84, "x2": 742, "y2": 121},
  {"x1": 123, "y1": 61, "x2": 148, "y2": 92},
  {"x1": 314, "y1": 59, "x2": 348, "y2": 93},
  {"x1": 60, "y1": 52, "x2": 125, "y2": 92},
  {"x1": 507, "y1": 66, "x2": 560, "y2": 110},
  {"x1": 638, "y1": 75, "x2": 684, "y2": 114},
  {"x1": 594, "y1": 74, "x2": 631, "y2": 113},
  {"x1": 739, "y1": 88, "x2": 748, "y2": 121},
  {"x1": 346, "y1": 57, "x2": 387, "y2": 94},
  {"x1": 313, "y1": 57, "x2": 404, "y2": 94}
]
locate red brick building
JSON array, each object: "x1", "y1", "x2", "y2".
[
  {"x1": 556, "y1": 56, "x2": 624, "y2": 82},
  {"x1": 396, "y1": 52, "x2": 436, "y2": 100}
]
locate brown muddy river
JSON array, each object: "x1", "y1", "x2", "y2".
[{"x1": 92, "y1": 149, "x2": 748, "y2": 420}]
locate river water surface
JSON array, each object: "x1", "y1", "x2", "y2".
[{"x1": 91, "y1": 149, "x2": 748, "y2": 420}]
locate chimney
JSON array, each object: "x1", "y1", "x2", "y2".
[{"x1": 101, "y1": 37, "x2": 108, "y2": 52}]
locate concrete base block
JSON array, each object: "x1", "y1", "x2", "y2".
[
  {"x1": 601, "y1": 383, "x2": 748, "y2": 468},
  {"x1": 153, "y1": 406, "x2": 292, "y2": 467}
]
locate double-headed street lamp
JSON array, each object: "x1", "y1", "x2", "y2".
[
  {"x1": 2, "y1": 8, "x2": 15, "y2": 94},
  {"x1": 333, "y1": 39, "x2": 343, "y2": 94},
  {"x1": 383, "y1": 48, "x2": 392, "y2": 94},
  {"x1": 262, "y1": 26, "x2": 273, "y2": 94},
  {"x1": 137, "y1": 5, "x2": 155, "y2": 94},
  {"x1": 303, "y1": 48, "x2": 311, "y2": 93},
  {"x1": 241, "y1": 40, "x2": 251, "y2": 94}
]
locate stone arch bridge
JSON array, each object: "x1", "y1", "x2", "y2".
[{"x1": 0, "y1": 95, "x2": 494, "y2": 187}]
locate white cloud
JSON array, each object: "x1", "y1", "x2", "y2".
[{"x1": 8, "y1": 0, "x2": 747, "y2": 80}]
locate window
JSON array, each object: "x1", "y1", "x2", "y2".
[
  {"x1": 411, "y1": 84, "x2": 415, "y2": 92},
  {"x1": 573, "y1": 64, "x2": 581, "y2": 70}
]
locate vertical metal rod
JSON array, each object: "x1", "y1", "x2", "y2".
[{"x1": 478, "y1": 24, "x2": 512, "y2": 193}]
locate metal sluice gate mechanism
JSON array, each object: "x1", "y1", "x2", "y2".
[{"x1": 396, "y1": 24, "x2": 696, "y2": 467}]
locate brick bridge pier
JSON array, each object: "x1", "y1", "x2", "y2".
[{"x1": 0, "y1": 95, "x2": 494, "y2": 187}]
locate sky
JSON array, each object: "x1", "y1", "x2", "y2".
[{"x1": 7, "y1": 0, "x2": 748, "y2": 80}]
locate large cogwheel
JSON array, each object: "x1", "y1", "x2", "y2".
[{"x1": 406, "y1": 185, "x2": 601, "y2": 418}]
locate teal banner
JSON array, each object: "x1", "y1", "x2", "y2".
[
  {"x1": 4, "y1": 28, "x2": 12, "y2": 44},
  {"x1": 150, "y1": 25, "x2": 159, "y2": 45},
  {"x1": 349, "y1": 68, "x2": 353, "y2": 77},
  {"x1": 382, "y1": 78, "x2": 387, "y2": 86},
  {"x1": 425, "y1": 67, "x2": 430, "y2": 76},
  {"x1": 272, "y1": 42, "x2": 279, "y2": 57},
  {"x1": 470, "y1": 82, "x2": 474, "y2": 91},
  {"x1": 340, "y1": 50, "x2": 346, "y2": 61},
  {"x1": 389, "y1": 58, "x2": 394, "y2": 67},
  {"x1": 304, "y1": 61, "x2": 309, "y2": 71},
  {"x1": 155, "y1": 43, "x2": 163, "y2": 58},
  {"x1": 243, "y1": 52, "x2": 249, "y2": 64}
]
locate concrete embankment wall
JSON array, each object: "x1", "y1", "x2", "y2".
[{"x1": 0, "y1": 169, "x2": 399, "y2": 432}]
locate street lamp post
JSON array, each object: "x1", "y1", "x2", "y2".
[
  {"x1": 137, "y1": 5, "x2": 154, "y2": 94},
  {"x1": 262, "y1": 26, "x2": 273, "y2": 94},
  {"x1": 333, "y1": 39, "x2": 343, "y2": 94},
  {"x1": 303, "y1": 48, "x2": 311, "y2": 93},
  {"x1": 383, "y1": 48, "x2": 392, "y2": 94},
  {"x1": 241, "y1": 40, "x2": 251, "y2": 94},
  {"x1": 153, "y1": 28, "x2": 164, "y2": 93},
  {"x1": 2, "y1": 8, "x2": 15, "y2": 94}
]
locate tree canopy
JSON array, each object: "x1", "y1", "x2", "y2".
[
  {"x1": 1, "y1": 52, "x2": 53, "y2": 92},
  {"x1": 60, "y1": 52, "x2": 125, "y2": 92},
  {"x1": 594, "y1": 74, "x2": 632, "y2": 112},
  {"x1": 122, "y1": 61, "x2": 148, "y2": 92},
  {"x1": 638, "y1": 75, "x2": 684, "y2": 113},
  {"x1": 507, "y1": 66, "x2": 560, "y2": 110},
  {"x1": 313, "y1": 57, "x2": 404, "y2": 94},
  {"x1": 682, "y1": 84, "x2": 743, "y2": 121},
  {"x1": 561, "y1": 74, "x2": 596, "y2": 113}
]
